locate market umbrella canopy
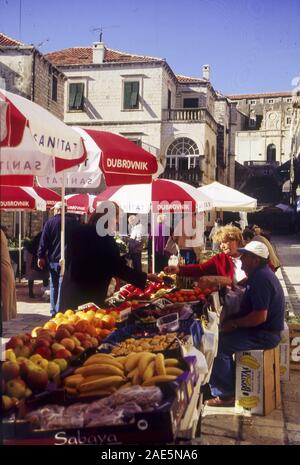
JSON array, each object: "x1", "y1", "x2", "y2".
[
  {"x1": 0, "y1": 186, "x2": 47, "y2": 211},
  {"x1": 37, "y1": 127, "x2": 160, "y2": 188},
  {"x1": 93, "y1": 179, "x2": 213, "y2": 213},
  {"x1": 198, "y1": 181, "x2": 257, "y2": 212},
  {"x1": 32, "y1": 186, "x2": 60, "y2": 209},
  {"x1": 65, "y1": 193, "x2": 96, "y2": 214},
  {"x1": 0, "y1": 90, "x2": 87, "y2": 177}
]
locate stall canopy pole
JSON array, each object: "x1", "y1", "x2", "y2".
[
  {"x1": 18, "y1": 210, "x2": 22, "y2": 282},
  {"x1": 60, "y1": 173, "x2": 65, "y2": 277},
  {"x1": 151, "y1": 209, "x2": 155, "y2": 274}
]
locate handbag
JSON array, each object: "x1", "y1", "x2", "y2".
[{"x1": 164, "y1": 236, "x2": 179, "y2": 257}]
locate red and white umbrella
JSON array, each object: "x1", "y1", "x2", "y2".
[
  {"x1": 0, "y1": 186, "x2": 47, "y2": 211},
  {"x1": 93, "y1": 179, "x2": 213, "y2": 213},
  {"x1": 38, "y1": 127, "x2": 160, "y2": 188},
  {"x1": 0, "y1": 90, "x2": 87, "y2": 178},
  {"x1": 93, "y1": 179, "x2": 212, "y2": 272},
  {"x1": 65, "y1": 193, "x2": 96, "y2": 214}
]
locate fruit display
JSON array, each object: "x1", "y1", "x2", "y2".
[
  {"x1": 108, "y1": 333, "x2": 178, "y2": 356},
  {"x1": 2, "y1": 309, "x2": 118, "y2": 410},
  {"x1": 167, "y1": 287, "x2": 210, "y2": 303},
  {"x1": 117, "y1": 281, "x2": 173, "y2": 301},
  {"x1": 63, "y1": 351, "x2": 184, "y2": 398}
]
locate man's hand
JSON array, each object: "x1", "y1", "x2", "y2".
[
  {"x1": 37, "y1": 258, "x2": 46, "y2": 269},
  {"x1": 164, "y1": 266, "x2": 180, "y2": 275},
  {"x1": 221, "y1": 320, "x2": 237, "y2": 333},
  {"x1": 147, "y1": 273, "x2": 163, "y2": 282}
]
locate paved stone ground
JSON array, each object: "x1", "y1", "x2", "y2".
[
  {"x1": 1, "y1": 234, "x2": 300, "y2": 445},
  {"x1": 193, "y1": 234, "x2": 300, "y2": 445}
]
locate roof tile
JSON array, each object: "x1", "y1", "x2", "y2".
[
  {"x1": 45, "y1": 46, "x2": 163, "y2": 66},
  {"x1": 0, "y1": 32, "x2": 27, "y2": 46}
]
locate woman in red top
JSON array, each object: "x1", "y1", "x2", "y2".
[{"x1": 165, "y1": 225, "x2": 246, "y2": 286}]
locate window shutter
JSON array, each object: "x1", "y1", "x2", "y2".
[
  {"x1": 69, "y1": 83, "x2": 77, "y2": 110},
  {"x1": 124, "y1": 82, "x2": 132, "y2": 109},
  {"x1": 130, "y1": 81, "x2": 139, "y2": 108},
  {"x1": 74, "y1": 84, "x2": 84, "y2": 110}
]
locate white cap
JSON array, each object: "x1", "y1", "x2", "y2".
[
  {"x1": 52, "y1": 201, "x2": 67, "y2": 210},
  {"x1": 238, "y1": 241, "x2": 269, "y2": 259}
]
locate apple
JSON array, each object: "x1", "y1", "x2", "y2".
[
  {"x1": 60, "y1": 338, "x2": 75, "y2": 352},
  {"x1": 47, "y1": 361, "x2": 61, "y2": 380},
  {"x1": 72, "y1": 346, "x2": 85, "y2": 355},
  {"x1": 34, "y1": 347, "x2": 52, "y2": 361},
  {"x1": 55, "y1": 328, "x2": 71, "y2": 341},
  {"x1": 18, "y1": 359, "x2": 36, "y2": 378},
  {"x1": 73, "y1": 332, "x2": 86, "y2": 343},
  {"x1": 14, "y1": 344, "x2": 32, "y2": 358},
  {"x1": 54, "y1": 348, "x2": 72, "y2": 359},
  {"x1": 18, "y1": 333, "x2": 32, "y2": 345},
  {"x1": 35, "y1": 337, "x2": 51, "y2": 348},
  {"x1": 70, "y1": 336, "x2": 81, "y2": 347},
  {"x1": 51, "y1": 342, "x2": 65, "y2": 353},
  {"x1": 81, "y1": 340, "x2": 94, "y2": 349},
  {"x1": 2, "y1": 395, "x2": 15, "y2": 411},
  {"x1": 5, "y1": 378, "x2": 27, "y2": 399},
  {"x1": 2, "y1": 361, "x2": 20, "y2": 380},
  {"x1": 4, "y1": 349, "x2": 17, "y2": 363},
  {"x1": 6, "y1": 336, "x2": 23, "y2": 350},
  {"x1": 53, "y1": 358, "x2": 68, "y2": 371},
  {"x1": 58, "y1": 323, "x2": 75, "y2": 334},
  {"x1": 26, "y1": 366, "x2": 49, "y2": 391},
  {"x1": 24, "y1": 388, "x2": 33, "y2": 398},
  {"x1": 30, "y1": 354, "x2": 43, "y2": 363},
  {"x1": 90, "y1": 337, "x2": 99, "y2": 348}
]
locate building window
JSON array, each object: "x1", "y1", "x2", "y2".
[
  {"x1": 123, "y1": 81, "x2": 140, "y2": 110},
  {"x1": 249, "y1": 117, "x2": 256, "y2": 128},
  {"x1": 286, "y1": 98, "x2": 292, "y2": 102},
  {"x1": 128, "y1": 138, "x2": 142, "y2": 146},
  {"x1": 183, "y1": 98, "x2": 199, "y2": 108},
  {"x1": 250, "y1": 100, "x2": 256, "y2": 105},
  {"x1": 286, "y1": 117, "x2": 292, "y2": 125},
  {"x1": 68, "y1": 83, "x2": 84, "y2": 111},
  {"x1": 268, "y1": 99, "x2": 274, "y2": 104},
  {"x1": 51, "y1": 75, "x2": 57, "y2": 102},
  {"x1": 168, "y1": 89, "x2": 172, "y2": 109},
  {"x1": 267, "y1": 144, "x2": 276, "y2": 162},
  {"x1": 166, "y1": 137, "x2": 200, "y2": 170}
]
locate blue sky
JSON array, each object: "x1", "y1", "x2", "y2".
[{"x1": 0, "y1": 0, "x2": 299, "y2": 95}]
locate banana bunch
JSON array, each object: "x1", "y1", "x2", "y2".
[
  {"x1": 63, "y1": 352, "x2": 184, "y2": 398},
  {"x1": 239, "y1": 355, "x2": 260, "y2": 369},
  {"x1": 237, "y1": 395, "x2": 260, "y2": 409}
]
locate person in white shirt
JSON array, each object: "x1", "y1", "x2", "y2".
[
  {"x1": 209, "y1": 218, "x2": 223, "y2": 250},
  {"x1": 128, "y1": 215, "x2": 143, "y2": 271}
]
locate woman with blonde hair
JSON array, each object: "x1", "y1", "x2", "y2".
[{"x1": 165, "y1": 225, "x2": 246, "y2": 286}]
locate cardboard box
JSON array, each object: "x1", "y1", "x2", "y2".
[
  {"x1": 3, "y1": 383, "x2": 187, "y2": 445},
  {"x1": 235, "y1": 347, "x2": 281, "y2": 416},
  {"x1": 289, "y1": 331, "x2": 300, "y2": 370}
]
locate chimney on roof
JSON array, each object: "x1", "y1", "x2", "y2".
[
  {"x1": 202, "y1": 64, "x2": 210, "y2": 81},
  {"x1": 92, "y1": 42, "x2": 105, "y2": 64}
]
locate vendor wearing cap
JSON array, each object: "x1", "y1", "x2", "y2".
[
  {"x1": 206, "y1": 240, "x2": 285, "y2": 407},
  {"x1": 37, "y1": 201, "x2": 79, "y2": 316}
]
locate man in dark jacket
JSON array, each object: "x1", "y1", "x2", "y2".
[
  {"x1": 37, "y1": 202, "x2": 78, "y2": 316},
  {"x1": 59, "y1": 212, "x2": 160, "y2": 311}
]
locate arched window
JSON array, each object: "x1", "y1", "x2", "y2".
[
  {"x1": 267, "y1": 144, "x2": 276, "y2": 162},
  {"x1": 166, "y1": 137, "x2": 200, "y2": 170}
]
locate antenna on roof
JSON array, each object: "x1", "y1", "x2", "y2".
[{"x1": 90, "y1": 25, "x2": 120, "y2": 42}]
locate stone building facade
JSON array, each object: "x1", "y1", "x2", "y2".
[
  {"x1": 0, "y1": 33, "x2": 65, "y2": 238},
  {"x1": 45, "y1": 43, "x2": 234, "y2": 189}
]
